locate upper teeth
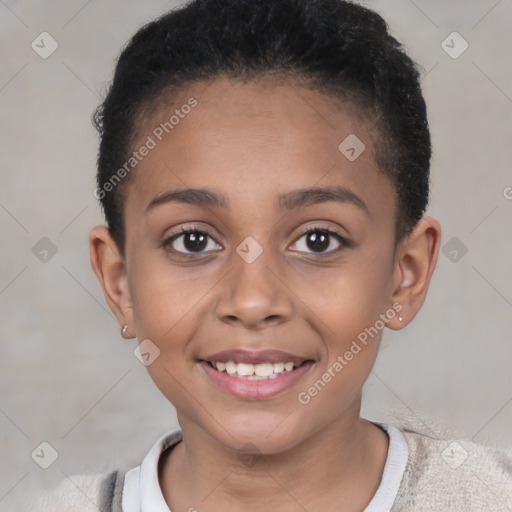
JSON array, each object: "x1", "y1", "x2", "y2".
[{"x1": 213, "y1": 361, "x2": 296, "y2": 378}]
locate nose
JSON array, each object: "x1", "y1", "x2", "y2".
[{"x1": 215, "y1": 249, "x2": 294, "y2": 330}]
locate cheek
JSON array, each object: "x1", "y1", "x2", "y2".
[
  {"x1": 295, "y1": 250, "x2": 392, "y2": 397},
  {"x1": 303, "y1": 256, "x2": 391, "y2": 339},
  {"x1": 129, "y1": 251, "x2": 214, "y2": 340},
  {"x1": 128, "y1": 260, "x2": 208, "y2": 408},
  {"x1": 294, "y1": 267, "x2": 386, "y2": 415}
]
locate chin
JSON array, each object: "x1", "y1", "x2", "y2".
[{"x1": 210, "y1": 415, "x2": 308, "y2": 455}]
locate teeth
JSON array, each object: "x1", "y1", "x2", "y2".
[
  {"x1": 237, "y1": 363, "x2": 254, "y2": 376},
  {"x1": 255, "y1": 363, "x2": 273, "y2": 377},
  {"x1": 273, "y1": 362, "x2": 285, "y2": 373},
  {"x1": 212, "y1": 361, "x2": 300, "y2": 379},
  {"x1": 225, "y1": 361, "x2": 237, "y2": 375}
]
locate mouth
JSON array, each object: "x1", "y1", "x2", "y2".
[
  {"x1": 202, "y1": 360, "x2": 309, "y2": 380},
  {"x1": 198, "y1": 349, "x2": 315, "y2": 399}
]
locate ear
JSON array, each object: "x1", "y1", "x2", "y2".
[
  {"x1": 387, "y1": 217, "x2": 441, "y2": 330},
  {"x1": 89, "y1": 226, "x2": 134, "y2": 337}
]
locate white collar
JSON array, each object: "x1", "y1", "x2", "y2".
[
  {"x1": 122, "y1": 422, "x2": 408, "y2": 512},
  {"x1": 122, "y1": 429, "x2": 182, "y2": 512},
  {"x1": 364, "y1": 422, "x2": 409, "y2": 511}
]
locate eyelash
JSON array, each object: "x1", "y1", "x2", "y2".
[
  {"x1": 162, "y1": 224, "x2": 350, "y2": 257},
  {"x1": 291, "y1": 225, "x2": 350, "y2": 255}
]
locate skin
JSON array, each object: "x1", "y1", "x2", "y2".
[{"x1": 90, "y1": 76, "x2": 441, "y2": 512}]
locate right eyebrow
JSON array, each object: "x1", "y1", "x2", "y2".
[{"x1": 145, "y1": 188, "x2": 229, "y2": 213}]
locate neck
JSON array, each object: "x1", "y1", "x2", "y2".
[{"x1": 159, "y1": 405, "x2": 389, "y2": 512}]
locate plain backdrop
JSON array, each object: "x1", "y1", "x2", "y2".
[{"x1": 1, "y1": 0, "x2": 511, "y2": 504}]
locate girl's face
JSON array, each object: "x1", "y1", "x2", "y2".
[{"x1": 104, "y1": 77, "x2": 406, "y2": 453}]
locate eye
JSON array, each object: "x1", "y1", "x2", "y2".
[
  {"x1": 290, "y1": 227, "x2": 348, "y2": 255},
  {"x1": 164, "y1": 227, "x2": 222, "y2": 255}
]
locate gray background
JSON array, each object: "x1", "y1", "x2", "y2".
[{"x1": 1, "y1": 0, "x2": 511, "y2": 504}]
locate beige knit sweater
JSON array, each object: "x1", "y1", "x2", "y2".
[{"x1": 7, "y1": 421, "x2": 512, "y2": 512}]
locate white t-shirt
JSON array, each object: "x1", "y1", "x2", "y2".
[{"x1": 122, "y1": 422, "x2": 408, "y2": 512}]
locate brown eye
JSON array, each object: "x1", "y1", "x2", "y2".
[
  {"x1": 306, "y1": 232, "x2": 330, "y2": 252},
  {"x1": 182, "y1": 232, "x2": 208, "y2": 251},
  {"x1": 165, "y1": 229, "x2": 221, "y2": 254},
  {"x1": 290, "y1": 228, "x2": 347, "y2": 254}
]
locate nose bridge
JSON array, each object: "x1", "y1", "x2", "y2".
[{"x1": 216, "y1": 237, "x2": 293, "y2": 329}]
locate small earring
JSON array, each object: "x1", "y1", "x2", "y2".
[
  {"x1": 121, "y1": 325, "x2": 128, "y2": 337},
  {"x1": 398, "y1": 316, "x2": 403, "y2": 322}
]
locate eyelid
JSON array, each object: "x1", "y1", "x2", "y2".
[
  {"x1": 162, "y1": 224, "x2": 223, "y2": 254},
  {"x1": 289, "y1": 224, "x2": 350, "y2": 255},
  {"x1": 164, "y1": 224, "x2": 219, "y2": 241}
]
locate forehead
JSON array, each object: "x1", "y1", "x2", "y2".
[{"x1": 127, "y1": 76, "x2": 395, "y2": 223}]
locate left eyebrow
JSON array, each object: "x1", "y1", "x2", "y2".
[
  {"x1": 145, "y1": 185, "x2": 369, "y2": 216},
  {"x1": 278, "y1": 186, "x2": 370, "y2": 216}
]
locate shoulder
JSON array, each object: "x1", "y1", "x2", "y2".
[
  {"x1": 8, "y1": 470, "x2": 124, "y2": 512},
  {"x1": 391, "y1": 424, "x2": 512, "y2": 511}
]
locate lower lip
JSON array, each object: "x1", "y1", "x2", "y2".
[{"x1": 199, "y1": 361, "x2": 314, "y2": 400}]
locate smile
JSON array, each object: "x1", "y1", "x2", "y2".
[
  {"x1": 199, "y1": 352, "x2": 314, "y2": 399},
  {"x1": 205, "y1": 360, "x2": 304, "y2": 380}
]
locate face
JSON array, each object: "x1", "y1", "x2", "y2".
[{"x1": 114, "y1": 77, "x2": 401, "y2": 453}]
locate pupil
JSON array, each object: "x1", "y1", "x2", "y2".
[
  {"x1": 307, "y1": 232, "x2": 329, "y2": 252},
  {"x1": 185, "y1": 232, "x2": 207, "y2": 252}
]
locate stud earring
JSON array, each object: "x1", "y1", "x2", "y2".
[
  {"x1": 121, "y1": 325, "x2": 129, "y2": 337},
  {"x1": 398, "y1": 316, "x2": 403, "y2": 322}
]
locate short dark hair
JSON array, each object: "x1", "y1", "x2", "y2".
[{"x1": 93, "y1": 0, "x2": 431, "y2": 255}]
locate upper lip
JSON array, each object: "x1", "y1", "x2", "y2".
[{"x1": 201, "y1": 349, "x2": 312, "y2": 365}]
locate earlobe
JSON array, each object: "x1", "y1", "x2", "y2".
[
  {"x1": 89, "y1": 226, "x2": 134, "y2": 334},
  {"x1": 388, "y1": 217, "x2": 441, "y2": 330}
]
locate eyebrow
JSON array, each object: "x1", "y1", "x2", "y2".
[
  {"x1": 146, "y1": 188, "x2": 228, "y2": 213},
  {"x1": 279, "y1": 186, "x2": 369, "y2": 216},
  {"x1": 146, "y1": 186, "x2": 369, "y2": 216}
]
